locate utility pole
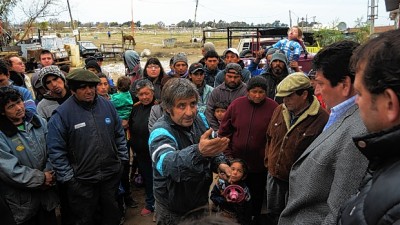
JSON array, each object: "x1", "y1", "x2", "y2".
[
  {"x1": 192, "y1": 0, "x2": 199, "y2": 38},
  {"x1": 131, "y1": 0, "x2": 135, "y2": 37},
  {"x1": 67, "y1": 0, "x2": 74, "y2": 30},
  {"x1": 289, "y1": 10, "x2": 292, "y2": 27},
  {"x1": 368, "y1": 0, "x2": 378, "y2": 34},
  {"x1": 66, "y1": 0, "x2": 78, "y2": 41}
]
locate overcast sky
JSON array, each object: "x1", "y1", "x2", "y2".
[{"x1": 12, "y1": 0, "x2": 394, "y2": 28}]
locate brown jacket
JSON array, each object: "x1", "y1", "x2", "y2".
[{"x1": 265, "y1": 96, "x2": 328, "y2": 181}]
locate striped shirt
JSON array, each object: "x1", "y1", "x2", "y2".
[{"x1": 272, "y1": 39, "x2": 303, "y2": 61}]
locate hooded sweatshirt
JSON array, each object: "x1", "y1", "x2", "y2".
[{"x1": 124, "y1": 50, "x2": 143, "y2": 82}]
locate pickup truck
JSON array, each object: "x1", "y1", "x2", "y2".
[
  {"x1": 236, "y1": 27, "x2": 320, "y2": 73},
  {"x1": 77, "y1": 41, "x2": 99, "y2": 58}
]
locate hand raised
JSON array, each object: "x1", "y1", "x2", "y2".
[{"x1": 198, "y1": 129, "x2": 229, "y2": 157}]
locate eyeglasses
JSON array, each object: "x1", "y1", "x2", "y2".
[{"x1": 147, "y1": 65, "x2": 160, "y2": 70}]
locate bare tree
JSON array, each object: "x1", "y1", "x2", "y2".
[
  {"x1": 16, "y1": 0, "x2": 62, "y2": 43},
  {"x1": 0, "y1": 0, "x2": 20, "y2": 20},
  {"x1": 329, "y1": 18, "x2": 340, "y2": 29}
]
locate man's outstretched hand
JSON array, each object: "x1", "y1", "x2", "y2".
[{"x1": 199, "y1": 128, "x2": 229, "y2": 157}]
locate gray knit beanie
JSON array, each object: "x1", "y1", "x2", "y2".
[
  {"x1": 173, "y1": 53, "x2": 188, "y2": 66},
  {"x1": 39, "y1": 65, "x2": 66, "y2": 90},
  {"x1": 270, "y1": 52, "x2": 288, "y2": 66}
]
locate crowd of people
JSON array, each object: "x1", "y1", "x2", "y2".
[{"x1": 0, "y1": 27, "x2": 400, "y2": 225}]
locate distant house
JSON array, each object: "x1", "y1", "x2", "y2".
[{"x1": 347, "y1": 25, "x2": 396, "y2": 34}]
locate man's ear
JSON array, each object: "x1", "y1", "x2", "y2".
[
  {"x1": 384, "y1": 88, "x2": 400, "y2": 123},
  {"x1": 341, "y1": 76, "x2": 353, "y2": 96}
]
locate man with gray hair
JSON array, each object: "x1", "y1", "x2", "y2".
[
  {"x1": 206, "y1": 63, "x2": 247, "y2": 130},
  {"x1": 149, "y1": 78, "x2": 231, "y2": 225}
]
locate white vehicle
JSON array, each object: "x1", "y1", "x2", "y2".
[{"x1": 237, "y1": 37, "x2": 282, "y2": 57}]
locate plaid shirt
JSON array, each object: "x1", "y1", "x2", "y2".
[{"x1": 272, "y1": 39, "x2": 303, "y2": 61}]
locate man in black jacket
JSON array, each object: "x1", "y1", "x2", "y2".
[
  {"x1": 260, "y1": 52, "x2": 290, "y2": 103},
  {"x1": 337, "y1": 29, "x2": 400, "y2": 225}
]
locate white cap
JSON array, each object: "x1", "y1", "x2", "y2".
[{"x1": 223, "y1": 48, "x2": 239, "y2": 57}]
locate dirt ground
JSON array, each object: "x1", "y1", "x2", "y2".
[
  {"x1": 124, "y1": 180, "x2": 270, "y2": 225},
  {"x1": 123, "y1": 185, "x2": 155, "y2": 225},
  {"x1": 123, "y1": 174, "x2": 218, "y2": 225}
]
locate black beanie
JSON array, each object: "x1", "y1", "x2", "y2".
[{"x1": 85, "y1": 60, "x2": 102, "y2": 73}]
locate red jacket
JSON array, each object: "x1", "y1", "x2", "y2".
[{"x1": 219, "y1": 96, "x2": 278, "y2": 173}]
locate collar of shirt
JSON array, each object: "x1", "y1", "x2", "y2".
[{"x1": 323, "y1": 95, "x2": 356, "y2": 131}]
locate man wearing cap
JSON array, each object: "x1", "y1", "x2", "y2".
[
  {"x1": 85, "y1": 53, "x2": 115, "y2": 87},
  {"x1": 46, "y1": 69, "x2": 129, "y2": 225},
  {"x1": 188, "y1": 62, "x2": 214, "y2": 113},
  {"x1": 264, "y1": 73, "x2": 328, "y2": 225},
  {"x1": 278, "y1": 41, "x2": 368, "y2": 225},
  {"x1": 161, "y1": 52, "x2": 189, "y2": 86},
  {"x1": 260, "y1": 52, "x2": 290, "y2": 103},
  {"x1": 171, "y1": 52, "x2": 189, "y2": 78},
  {"x1": 36, "y1": 65, "x2": 71, "y2": 120},
  {"x1": 219, "y1": 76, "x2": 279, "y2": 223},
  {"x1": 214, "y1": 48, "x2": 251, "y2": 87},
  {"x1": 206, "y1": 63, "x2": 247, "y2": 131}
]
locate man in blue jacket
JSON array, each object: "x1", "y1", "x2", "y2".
[
  {"x1": 0, "y1": 87, "x2": 58, "y2": 225},
  {"x1": 47, "y1": 69, "x2": 129, "y2": 225},
  {"x1": 149, "y1": 78, "x2": 231, "y2": 225}
]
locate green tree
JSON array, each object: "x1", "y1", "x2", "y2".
[
  {"x1": 313, "y1": 29, "x2": 345, "y2": 47},
  {"x1": 37, "y1": 21, "x2": 49, "y2": 35},
  {"x1": 109, "y1": 22, "x2": 119, "y2": 27},
  {"x1": 135, "y1": 21, "x2": 141, "y2": 27},
  {"x1": 48, "y1": 18, "x2": 66, "y2": 32},
  {"x1": 353, "y1": 24, "x2": 371, "y2": 44}
]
